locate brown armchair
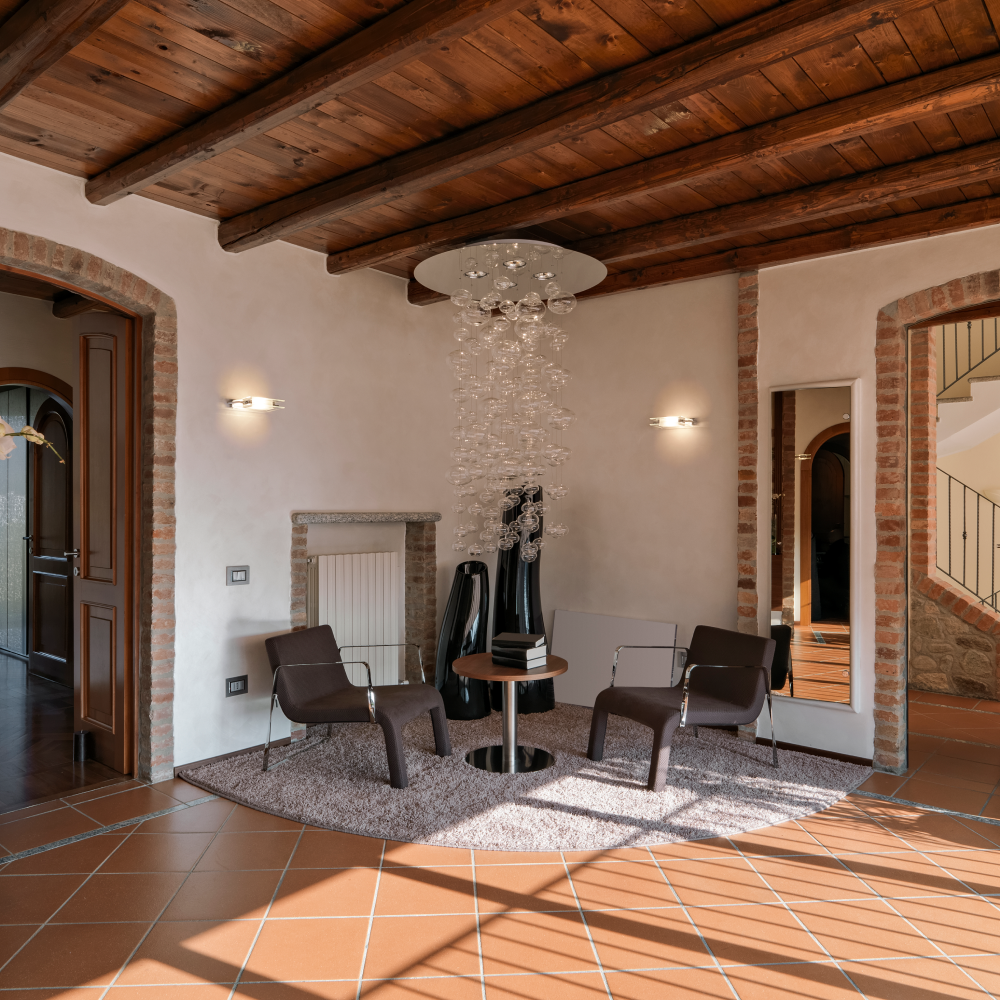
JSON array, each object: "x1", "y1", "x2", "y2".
[
  {"x1": 587, "y1": 625, "x2": 777, "y2": 792},
  {"x1": 263, "y1": 625, "x2": 451, "y2": 788}
]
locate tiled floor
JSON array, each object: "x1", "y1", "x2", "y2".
[
  {"x1": 859, "y1": 690, "x2": 1000, "y2": 820},
  {"x1": 776, "y1": 623, "x2": 851, "y2": 705},
  {"x1": 2, "y1": 778, "x2": 1000, "y2": 998}
]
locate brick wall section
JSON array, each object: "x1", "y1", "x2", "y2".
[
  {"x1": 405, "y1": 521, "x2": 437, "y2": 684},
  {"x1": 737, "y1": 271, "x2": 760, "y2": 639},
  {"x1": 0, "y1": 228, "x2": 178, "y2": 782}
]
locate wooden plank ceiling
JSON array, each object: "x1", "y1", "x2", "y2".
[{"x1": 1, "y1": 0, "x2": 999, "y2": 301}]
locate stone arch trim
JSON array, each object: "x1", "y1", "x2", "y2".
[
  {"x1": 876, "y1": 269, "x2": 1000, "y2": 773},
  {"x1": 0, "y1": 227, "x2": 177, "y2": 782}
]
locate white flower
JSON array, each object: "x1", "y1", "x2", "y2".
[
  {"x1": 19, "y1": 425, "x2": 44, "y2": 445},
  {"x1": 0, "y1": 419, "x2": 16, "y2": 460}
]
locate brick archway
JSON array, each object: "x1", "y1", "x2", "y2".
[{"x1": 0, "y1": 227, "x2": 177, "y2": 782}]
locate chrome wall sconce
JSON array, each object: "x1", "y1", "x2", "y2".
[
  {"x1": 227, "y1": 396, "x2": 285, "y2": 411},
  {"x1": 650, "y1": 416, "x2": 697, "y2": 428}
]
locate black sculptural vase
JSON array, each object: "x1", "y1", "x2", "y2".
[
  {"x1": 492, "y1": 489, "x2": 554, "y2": 714},
  {"x1": 435, "y1": 560, "x2": 491, "y2": 719}
]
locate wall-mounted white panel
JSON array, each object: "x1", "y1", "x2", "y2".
[{"x1": 551, "y1": 610, "x2": 678, "y2": 707}]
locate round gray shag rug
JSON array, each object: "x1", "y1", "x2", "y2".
[{"x1": 180, "y1": 703, "x2": 871, "y2": 851}]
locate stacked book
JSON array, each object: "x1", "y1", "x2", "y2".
[{"x1": 492, "y1": 633, "x2": 547, "y2": 669}]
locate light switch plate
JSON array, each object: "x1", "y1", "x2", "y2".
[
  {"x1": 226, "y1": 674, "x2": 248, "y2": 696},
  {"x1": 227, "y1": 565, "x2": 249, "y2": 586}
]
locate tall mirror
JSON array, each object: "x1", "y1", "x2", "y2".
[{"x1": 771, "y1": 387, "x2": 851, "y2": 704}]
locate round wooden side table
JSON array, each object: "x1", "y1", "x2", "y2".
[{"x1": 452, "y1": 652, "x2": 568, "y2": 773}]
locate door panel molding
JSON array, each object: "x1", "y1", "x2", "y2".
[{"x1": 80, "y1": 601, "x2": 116, "y2": 732}]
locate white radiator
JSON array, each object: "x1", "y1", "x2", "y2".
[{"x1": 314, "y1": 552, "x2": 402, "y2": 686}]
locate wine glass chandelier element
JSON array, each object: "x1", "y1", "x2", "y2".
[{"x1": 414, "y1": 239, "x2": 607, "y2": 563}]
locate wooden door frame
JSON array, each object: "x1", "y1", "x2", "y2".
[
  {"x1": 0, "y1": 264, "x2": 143, "y2": 777},
  {"x1": 799, "y1": 421, "x2": 851, "y2": 627}
]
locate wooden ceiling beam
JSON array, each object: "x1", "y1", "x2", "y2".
[
  {"x1": 84, "y1": 0, "x2": 528, "y2": 206},
  {"x1": 324, "y1": 50, "x2": 1000, "y2": 275},
  {"x1": 51, "y1": 292, "x2": 118, "y2": 317},
  {"x1": 577, "y1": 196, "x2": 1000, "y2": 300},
  {"x1": 221, "y1": 0, "x2": 940, "y2": 254},
  {"x1": 0, "y1": 0, "x2": 126, "y2": 109},
  {"x1": 571, "y1": 140, "x2": 1000, "y2": 264}
]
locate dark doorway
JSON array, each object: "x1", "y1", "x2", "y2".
[{"x1": 811, "y1": 432, "x2": 850, "y2": 623}]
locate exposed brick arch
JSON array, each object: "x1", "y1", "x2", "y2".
[{"x1": 0, "y1": 228, "x2": 177, "y2": 782}]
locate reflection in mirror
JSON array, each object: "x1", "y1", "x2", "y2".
[{"x1": 771, "y1": 387, "x2": 851, "y2": 704}]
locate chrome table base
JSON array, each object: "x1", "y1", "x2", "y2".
[{"x1": 465, "y1": 678, "x2": 557, "y2": 773}]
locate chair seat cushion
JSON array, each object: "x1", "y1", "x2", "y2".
[{"x1": 282, "y1": 682, "x2": 443, "y2": 726}]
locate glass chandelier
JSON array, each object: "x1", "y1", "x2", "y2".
[{"x1": 414, "y1": 240, "x2": 606, "y2": 563}]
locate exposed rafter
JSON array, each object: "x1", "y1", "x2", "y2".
[
  {"x1": 324, "y1": 51, "x2": 1000, "y2": 275},
  {"x1": 582, "y1": 196, "x2": 1000, "y2": 299},
  {"x1": 0, "y1": 0, "x2": 126, "y2": 109},
  {"x1": 84, "y1": 0, "x2": 528, "y2": 206},
  {"x1": 570, "y1": 141, "x2": 1000, "y2": 264},
  {"x1": 220, "y1": 0, "x2": 940, "y2": 254}
]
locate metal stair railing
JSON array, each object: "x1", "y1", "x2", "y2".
[
  {"x1": 937, "y1": 469, "x2": 1000, "y2": 610},
  {"x1": 938, "y1": 317, "x2": 1000, "y2": 397}
]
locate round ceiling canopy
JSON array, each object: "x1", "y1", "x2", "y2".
[{"x1": 414, "y1": 239, "x2": 607, "y2": 297}]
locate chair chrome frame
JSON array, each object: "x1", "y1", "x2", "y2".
[
  {"x1": 610, "y1": 644, "x2": 689, "y2": 686},
  {"x1": 339, "y1": 642, "x2": 424, "y2": 683},
  {"x1": 262, "y1": 659, "x2": 372, "y2": 772}
]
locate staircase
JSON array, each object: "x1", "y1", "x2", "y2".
[{"x1": 937, "y1": 316, "x2": 1000, "y2": 402}]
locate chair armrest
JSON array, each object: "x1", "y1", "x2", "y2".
[
  {"x1": 339, "y1": 643, "x2": 424, "y2": 683},
  {"x1": 610, "y1": 645, "x2": 688, "y2": 687},
  {"x1": 274, "y1": 659, "x2": 376, "y2": 723}
]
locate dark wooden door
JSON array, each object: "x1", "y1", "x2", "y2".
[
  {"x1": 28, "y1": 398, "x2": 72, "y2": 686},
  {"x1": 73, "y1": 315, "x2": 135, "y2": 774}
]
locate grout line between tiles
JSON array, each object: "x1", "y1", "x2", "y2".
[
  {"x1": 559, "y1": 850, "x2": 612, "y2": 1000},
  {"x1": 355, "y1": 838, "x2": 387, "y2": 1000},
  {"x1": 227, "y1": 823, "x2": 307, "y2": 1000},
  {"x1": 93, "y1": 799, "x2": 239, "y2": 999},
  {"x1": 470, "y1": 849, "x2": 486, "y2": 1000},
  {"x1": 852, "y1": 789, "x2": 1000, "y2": 827}
]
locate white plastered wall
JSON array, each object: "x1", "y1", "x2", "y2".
[{"x1": 756, "y1": 225, "x2": 1000, "y2": 760}]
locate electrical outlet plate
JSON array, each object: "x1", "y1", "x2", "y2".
[
  {"x1": 226, "y1": 675, "x2": 248, "y2": 697},
  {"x1": 227, "y1": 565, "x2": 249, "y2": 586}
]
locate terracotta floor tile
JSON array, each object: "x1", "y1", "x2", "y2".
[
  {"x1": 893, "y1": 894, "x2": 1000, "y2": 954},
  {"x1": 0, "y1": 806, "x2": 103, "y2": 854},
  {"x1": 560, "y1": 848, "x2": 653, "y2": 863},
  {"x1": 382, "y1": 841, "x2": 471, "y2": 867},
  {"x1": 194, "y1": 831, "x2": 299, "y2": 872},
  {"x1": 955, "y1": 953, "x2": 1000, "y2": 995},
  {"x1": 480, "y1": 911, "x2": 600, "y2": 975},
  {"x1": 139, "y1": 800, "x2": 236, "y2": 834},
  {"x1": 1, "y1": 873, "x2": 87, "y2": 923},
  {"x1": 839, "y1": 956, "x2": 988, "y2": 999},
  {"x1": 688, "y1": 903, "x2": 827, "y2": 965},
  {"x1": 569, "y1": 860, "x2": 676, "y2": 911},
  {"x1": 795, "y1": 802, "x2": 910, "y2": 854},
  {"x1": 932, "y1": 740, "x2": 1000, "y2": 766},
  {"x1": 484, "y1": 972, "x2": 608, "y2": 999},
  {"x1": 656, "y1": 858, "x2": 778, "y2": 906},
  {"x1": 100, "y1": 833, "x2": 215, "y2": 873},
  {"x1": 1, "y1": 833, "x2": 128, "y2": 874},
  {"x1": 474, "y1": 850, "x2": 566, "y2": 865},
  {"x1": 116, "y1": 918, "x2": 259, "y2": 986},
  {"x1": 0, "y1": 990, "x2": 103, "y2": 1000},
  {"x1": 235, "y1": 984, "x2": 356, "y2": 1000},
  {"x1": 374, "y1": 865, "x2": 476, "y2": 915},
  {"x1": 729, "y1": 820, "x2": 831, "y2": 857},
  {"x1": 107, "y1": 986, "x2": 235, "y2": 999},
  {"x1": 791, "y1": 898, "x2": 936, "y2": 960},
  {"x1": 583, "y1": 907, "x2": 710, "y2": 970},
  {"x1": 161, "y1": 869, "x2": 284, "y2": 920},
  {"x1": 475, "y1": 863, "x2": 578, "y2": 913},
  {"x1": 289, "y1": 830, "x2": 383, "y2": 868},
  {"x1": 0, "y1": 921, "x2": 151, "y2": 987},
  {"x1": 917, "y1": 754, "x2": 1000, "y2": 785},
  {"x1": 907, "y1": 734, "x2": 948, "y2": 754},
  {"x1": 362, "y1": 978, "x2": 483, "y2": 1000},
  {"x1": 958, "y1": 816, "x2": 1000, "y2": 847},
  {"x1": 0, "y1": 923, "x2": 40, "y2": 965},
  {"x1": 55, "y1": 872, "x2": 187, "y2": 922},
  {"x1": 605, "y1": 967, "x2": 733, "y2": 1000},
  {"x1": 363, "y1": 914, "x2": 480, "y2": 978},
  {"x1": 893, "y1": 777, "x2": 991, "y2": 814},
  {"x1": 929, "y1": 849, "x2": 1000, "y2": 894},
  {"x1": 268, "y1": 866, "x2": 379, "y2": 917},
  {"x1": 840, "y1": 851, "x2": 973, "y2": 896},
  {"x1": 0, "y1": 799, "x2": 69, "y2": 825},
  {"x1": 749, "y1": 854, "x2": 875, "y2": 901},
  {"x1": 63, "y1": 781, "x2": 142, "y2": 804},
  {"x1": 981, "y1": 795, "x2": 1000, "y2": 819},
  {"x1": 724, "y1": 961, "x2": 865, "y2": 999},
  {"x1": 74, "y1": 786, "x2": 181, "y2": 826},
  {"x1": 150, "y1": 779, "x2": 212, "y2": 803},
  {"x1": 856, "y1": 805, "x2": 999, "y2": 852},
  {"x1": 220, "y1": 805, "x2": 304, "y2": 833},
  {"x1": 908, "y1": 691, "x2": 975, "y2": 708},
  {"x1": 647, "y1": 837, "x2": 739, "y2": 861},
  {"x1": 858, "y1": 772, "x2": 906, "y2": 796},
  {"x1": 244, "y1": 916, "x2": 368, "y2": 982}
]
